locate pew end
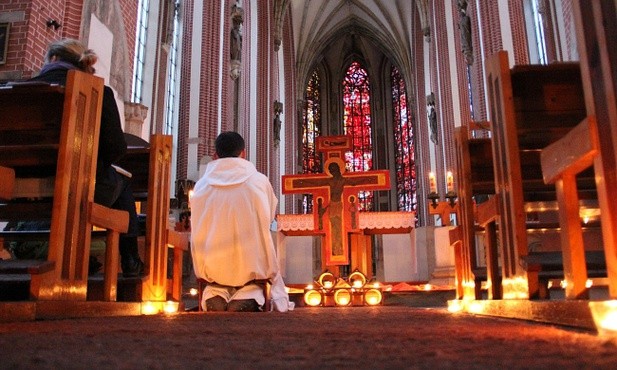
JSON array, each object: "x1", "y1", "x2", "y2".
[
  {"x1": 0, "y1": 166, "x2": 15, "y2": 201},
  {"x1": 0, "y1": 71, "x2": 106, "y2": 301}
]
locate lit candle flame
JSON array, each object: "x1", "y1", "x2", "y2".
[
  {"x1": 141, "y1": 301, "x2": 159, "y2": 315},
  {"x1": 446, "y1": 171, "x2": 454, "y2": 193},
  {"x1": 164, "y1": 301, "x2": 179, "y2": 314},
  {"x1": 428, "y1": 172, "x2": 437, "y2": 194}
]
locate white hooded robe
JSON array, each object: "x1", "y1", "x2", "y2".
[{"x1": 190, "y1": 157, "x2": 291, "y2": 311}]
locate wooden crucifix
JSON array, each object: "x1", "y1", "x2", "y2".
[{"x1": 282, "y1": 136, "x2": 390, "y2": 266}]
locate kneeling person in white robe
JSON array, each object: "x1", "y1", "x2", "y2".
[{"x1": 190, "y1": 131, "x2": 292, "y2": 312}]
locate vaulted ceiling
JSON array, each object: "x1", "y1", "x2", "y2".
[{"x1": 278, "y1": 0, "x2": 430, "y2": 95}]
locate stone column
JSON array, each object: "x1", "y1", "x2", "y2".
[{"x1": 124, "y1": 102, "x2": 149, "y2": 137}]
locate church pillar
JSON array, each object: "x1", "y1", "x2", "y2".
[{"x1": 124, "y1": 102, "x2": 149, "y2": 138}]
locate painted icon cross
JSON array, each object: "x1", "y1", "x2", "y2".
[{"x1": 282, "y1": 136, "x2": 390, "y2": 266}]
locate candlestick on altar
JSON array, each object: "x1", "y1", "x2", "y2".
[
  {"x1": 446, "y1": 171, "x2": 454, "y2": 192},
  {"x1": 445, "y1": 190, "x2": 458, "y2": 207},
  {"x1": 428, "y1": 172, "x2": 440, "y2": 208},
  {"x1": 444, "y1": 171, "x2": 457, "y2": 207},
  {"x1": 428, "y1": 172, "x2": 437, "y2": 193},
  {"x1": 428, "y1": 201, "x2": 459, "y2": 226}
]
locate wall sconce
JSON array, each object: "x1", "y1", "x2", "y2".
[{"x1": 46, "y1": 19, "x2": 62, "y2": 30}]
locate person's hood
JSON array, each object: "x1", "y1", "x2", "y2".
[
  {"x1": 38, "y1": 61, "x2": 77, "y2": 75},
  {"x1": 201, "y1": 157, "x2": 257, "y2": 187}
]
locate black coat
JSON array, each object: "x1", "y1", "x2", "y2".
[{"x1": 29, "y1": 67, "x2": 127, "y2": 171}]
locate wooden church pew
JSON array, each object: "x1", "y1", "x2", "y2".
[
  {"x1": 572, "y1": 0, "x2": 617, "y2": 299},
  {"x1": 0, "y1": 166, "x2": 14, "y2": 201},
  {"x1": 115, "y1": 134, "x2": 189, "y2": 304},
  {"x1": 451, "y1": 124, "x2": 498, "y2": 300},
  {"x1": 485, "y1": 50, "x2": 602, "y2": 299},
  {"x1": 540, "y1": 116, "x2": 601, "y2": 299},
  {"x1": 0, "y1": 71, "x2": 128, "y2": 302}
]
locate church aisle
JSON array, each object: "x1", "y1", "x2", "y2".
[{"x1": 1, "y1": 306, "x2": 615, "y2": 369}]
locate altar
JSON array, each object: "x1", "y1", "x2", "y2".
[
  {"x1": 277, "y1": 135, "x2": 425, "y2": 285},
  {"x1": 277, "y1": 211, "x2": 424, "y2": 284}
]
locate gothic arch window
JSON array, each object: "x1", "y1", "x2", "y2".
[
  {"x1": 301, "y1": 70, "x2": 322, "y2": 213},
  {"x1": 164, "y1": 0, "x2": 181, "y2": 135},
  {"x1": 343, "y1": 61, "x2": 374, "y2": 211},
  {"x1": 391, "y1": 65, "x2": 416, "y2": 212},
  {"x1": 525, "y1": 0, "x2": 548, "y2": 64},
  {"x1": 131, "y1": 0, "x2": 150, "y2": 103}
]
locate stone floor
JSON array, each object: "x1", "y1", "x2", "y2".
[{"x1": 2, "y1": 299, "x2": 617, "y2": 369}]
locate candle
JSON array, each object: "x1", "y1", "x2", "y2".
[
  {"x1": 446, "y1": 171, "x2": 454, "y2": 193},
  {"x1": 164, "y1": 300, "x2": 179, "y2": 314},
  {"x1": 429, "y1": 172, "x2": 437, "y2": 194}
]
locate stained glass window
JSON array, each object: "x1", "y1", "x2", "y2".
[
  {"x1": 343, "y1": 61, "x2": 374, "y2": 211},
  {"x1": 391, "y1": 66, "x2": 416, "y2": 211},
  {"x1": 301, "y1": 70, "x2": 322, "y2": 213}
]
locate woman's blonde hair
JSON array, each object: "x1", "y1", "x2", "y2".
[{"x1": 45, "y1": 39, "x2": 98, "y2": 74}]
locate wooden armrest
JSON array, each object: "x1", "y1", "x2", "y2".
[
  {"x1": 541, "y1": 116, "x2": 598, "y2": 184},
  {"x1": 89, "y1": 202, "x2": 129, "y2": 233},
  {"x1": 449, "y1": 226, "x2": 462, "y2": 246},
  {"x1": 0, "y1": 166, "x2": 15, "y2": 200},
  {"x1": 167, "y1": 229, "x2": 190, "y2": 251},
  {"x1": 476, "y1": 195, "x2": 499, "y2": 226},
  {"x1": 0, "y1": 259, "x2": 55, "y2": 275}
]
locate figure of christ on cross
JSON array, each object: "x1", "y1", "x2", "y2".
[{"x1": 282, "y1": 157, "x2": 390, "y2": 266}]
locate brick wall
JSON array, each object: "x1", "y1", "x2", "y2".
[
  {"x1": 435, "y1": 0, "x2": 456, "y2": 194},
  {"x1": 118, "y1": 0, "x2": 137, "y2": 80},
  {"x1": 0, "y1": 0, "x2": 70, "y2": 81},
  {"x1": 468, "y1": 0, "x2": 487, "y2": 121},
  {"x1": 240, "y1": 1, "x2": 251, "y2": 148},
  {"x1": 197, "y1": 1, "x2": 222, "y2": 163},
  {"x1": 221, "y1": 2, "x2": 231, "y2": 133},
  {"x1": 176, "y1": 0, "x2": 194, "y2": 180},
  {"x1": 560, "y1": 0, "x2": 577, "y2": 61},
  {"x1": 282, "y1": 10, "x2": 296, "y2": 214},
  {"x1": 60, "y1": 0, "x2": 82, "y2": 40},
  {"x1": 255, "y1": 0, "x2": 269, "y2": 174},
  {"x1": 412, "y1": 2, "x2": 430, "y2": 224},
  {"x1": 508, "y1": 0, "x2": 530, "y2": 64}
]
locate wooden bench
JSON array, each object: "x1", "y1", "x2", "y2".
[
  {"x1": 0, "y1": 166, "x2": 14, "y2": 201},
  {"x1": 115, "y1": 134, "x2": 190, "y2": 304},
  {"x1": 0, "y1": 71, "x2": 128, "y2": 302},
  {"x1": 450, "y1": 124, "x2": 498, "y2": 300},
  {"x1": 520, "y1": 251, "x2": 606, "y2": 299},
  {"x1": 485, "y1": 50, "x2": 601, "y2": 299},
  {"x1": 572, "y1": 1, "x2": 617, "y2": 299},
  {"x1": 540, "y1": 117, "x2": 602, "y2": 299}
]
